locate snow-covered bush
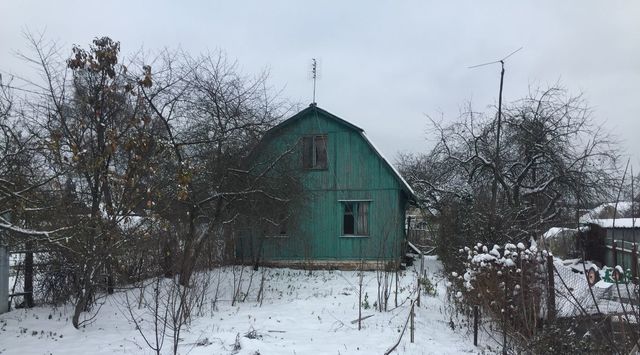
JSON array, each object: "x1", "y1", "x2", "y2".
[{"x1": 448, "y1": 239, "x2": 547, "y2": 350}]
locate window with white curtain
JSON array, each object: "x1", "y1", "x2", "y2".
[{"x1": 342, "y1": 201, "x2": 369, "y2": 236}]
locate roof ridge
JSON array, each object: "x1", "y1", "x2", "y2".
[{"x1": 265, "y1": 105, "x2": 416, "y2": 201}]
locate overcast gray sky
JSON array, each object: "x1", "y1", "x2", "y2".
[{"x1": 2, "y1": 1, "x2": 639, "y2": 164}]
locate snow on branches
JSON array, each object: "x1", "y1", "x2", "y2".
[{"x1": 450, "y1": 239, "x2": 547, "y2": 340}]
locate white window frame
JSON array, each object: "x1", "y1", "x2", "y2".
[{"x1": 339, "y1": 200, "x2": 371, "y2": 238}]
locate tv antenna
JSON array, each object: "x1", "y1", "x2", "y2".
[
  {"x1": 468, "y1": 47, "x2": 523, "y2": 70},
  {"x1": 467, "y1": 47, "x2": 522, "y2": 136},
  {"x1": 310, "y1": 58, "x2": 321, "y2": 105},
  {"x1": 468, "y1": 47, "x2": 523, "y2": 232}
]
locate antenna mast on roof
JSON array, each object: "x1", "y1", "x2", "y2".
[{"x1": 310, "y1": 58, "x2": 320, "y2": 105}]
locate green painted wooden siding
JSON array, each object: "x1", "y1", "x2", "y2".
[
  {"x1": 603, "y1": 229, "x2": 640, "y2": 269},
  {"x1": 241, "y1": 107, "x2": 408, "y2": 262}
]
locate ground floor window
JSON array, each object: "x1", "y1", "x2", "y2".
[{"x1": 342, "y1": 201, "x2": 369, "y2": 236}]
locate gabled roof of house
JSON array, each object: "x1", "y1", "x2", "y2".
[
  {"x1": 268, "y1": 104, "x2": 364, "y2": 134},
  {"x1": 265, "y1": 104, "x2": 417, "y2": 201}
]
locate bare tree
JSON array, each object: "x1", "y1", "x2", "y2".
[
  {"x1": 0, "y1": 60, "x2": 77, "y2": 309},
  {"x1": 136, "y1": 49, "x2": 300, "y2": 285},
  {"x1": 0, "y1": 70, "x2": 68, "y2": 239},
  {"x1": 125, "y1": 271, "x2": 210, "y2": 355},
  {"x1": 3, "y1": 33, "x2": 301, "y2": 331},
  {"x1": 399, "y1": 86, "x2": 619, "y2": 271}
]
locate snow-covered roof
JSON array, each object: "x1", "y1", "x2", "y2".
[
  {"x1": 580, "y1": 202, "x2": 633, "y2": 223},
  {"x1": 579, "y1": 201, "x2": 640, "y2": 228},
  {"x1": 586, "y1": 218, "x2": 639, "y2": 229}
]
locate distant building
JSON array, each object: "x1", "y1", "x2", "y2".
[
  {"x1": 579, "y1": 202, "x2": 640, "y2": 271},
  {"x1": 539, "y1": 227, "x2": 579, "y2": 259}
]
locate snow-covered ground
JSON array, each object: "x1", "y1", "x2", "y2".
[
  {"x1": 0, "y1": 256, "x2": 481, "y2": 354},
  {"x1": 554, "y1": 258, "x2": 638, "y2": 318}
]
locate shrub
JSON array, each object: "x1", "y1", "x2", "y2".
[{"x1": 419, "y1": 275, "x2": 437, "y2": 296}]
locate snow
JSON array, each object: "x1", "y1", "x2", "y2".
[
  {"x1": 542, "y1": 227, "x2": 576, "y2": 240},
  {"x1": 461, "y1": 238, "x2": 637, "y2": 323},
  {"x1": 552, "y1": 259, "x2": 635, "y2": 318},
  {"x1": 471, "y1": 253, "x2": 496, "y2": 263},
  {"x1": 0, "y1": 256, "x2": 477, "y2": 354},
  {"x1": 586, "y1": 218, "x2": 639, "y2": 228},
  {"x1": 561, "y1": 258, "x2": 598, "y2": 273},
  {"x1": 116, "y1": 215, "x2": 148, "y2": 231},
  {"x1": 502, "y1": 258, "x2": 516, "y2": 267},
  {"x1": 406, "y1": 241, "x2": 422, "y2": 254},
  {"x1": 580, "y1": 201, "x2": 633, "y2": 221}
]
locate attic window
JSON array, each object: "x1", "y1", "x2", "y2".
[
  {"x1": 302, "y1": 135, "x2": 328, "y2": 169},
  {"x1": 342, "y1": 201, "x2": 369, "y2": 236}
]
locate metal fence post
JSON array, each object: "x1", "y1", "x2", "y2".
[
  {"x1": 474, "y1": 305, "x2": 479, "y2": 346},
  {"x1": 0, "y1": 246, "x2": 8, "y2": 314},
  {"x1": 547, "y1": 254, "x2": 556, "y2": 321},
  {"x1": 410, "y1": 302, "x2": 415, "y2": 343}
]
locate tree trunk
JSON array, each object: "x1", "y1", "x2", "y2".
[
  {"x1": 72, "y1": 293, "x2": 87, "y2": 329},
  {"x1": 162, "y1": 232, "x2": 174, "y2": 278},
  {"x1": 179, "y1": 243, "x2": 204, "y2": 286},
  {"x1": 72, "y1": 268, "x2": 94, "y2": 329},
  {"x1": 105, "y1": 234, "x2": 114, "y2": 294},
  {"x1": 106, "y1": 262, "x2": 114, "y2": 295}
]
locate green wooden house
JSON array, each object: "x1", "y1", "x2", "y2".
[{"x1": 238, "y1": 104, "x2": 416, "y2": 268}]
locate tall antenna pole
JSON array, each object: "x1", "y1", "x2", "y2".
[
  {"x1": 490, "y1": 60, "x2": 505, "y2": 220},
  {"x1": 632, "y1": 165, "x2": 636, "y2": 230},
  {"x1": 311, "y1": 58, "x2": 318, "y2": 105},
  {"x1": 468, "y1": 47, "x2": 522, "y2": 235}
]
